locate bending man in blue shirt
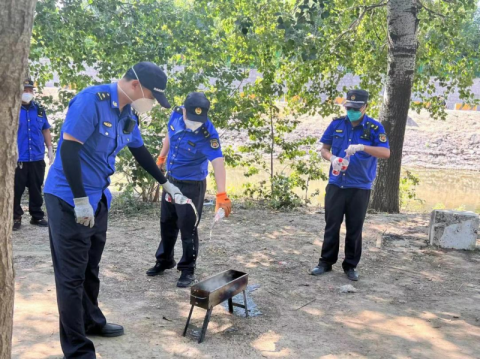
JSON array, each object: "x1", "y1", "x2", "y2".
[
  {"x1": 44, "y1": 62, "x2": 182, "y2": 359},
  {"x1": 13, "y1": 79, "x2": 53, "y2": 230},
  {"x1": 147, "y1": 92, "x2": 232, "y2": 288},
  {"x1": 311, "y1": 89, "x2": 390, "y2": 281}
]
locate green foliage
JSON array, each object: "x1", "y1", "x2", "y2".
[
  {"x1": 276, "y1": 0, "x2": 479, "y2": 120},
  {"x1": 109, "y1": 185, "x2": 159, "y2": 217},
  {"x1": 399, "y1": 170, "x2": 424, "y2": 208},
  {"x1": 432, "y1": 202, "x2": 446, "y2": 210},
  {"x1": 243, "y1": 174, "x2": 303, "y2": 210},
  {"x1": 291, "y1": 150, "x2": 327, "y2": 203},
  {"x1": 30, "y1": 0, "x2": 479, "y2": 207}
]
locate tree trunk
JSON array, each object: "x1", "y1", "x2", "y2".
[
  {"x1": 269, "y1": 107, "x2": 274, "y2": 192},
  {"x1": 0, "y1": 1, "x2": 37, "y2": 357},
  {"x1": 370, "y1": 0, "x2": 418, "y2": 213}
]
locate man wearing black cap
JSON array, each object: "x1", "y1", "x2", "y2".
[
  {"x1": 147, "y1": 92, "x2": 232, "y2": 287},
  {"x1": 13, "y1": 79, "x2": 53, "y2": 230},
  {"x1": 311, "y1": 89, "x2": 390, "y2": 281},
  {"x1": 43, "y1": 62, "x2": 183, "y2": 359}
]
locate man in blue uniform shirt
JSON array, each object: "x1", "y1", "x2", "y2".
[
  {"x1": 13, "y1": 79, "x2": 53, "y2": 230},
  {"x1": 311, "y1": 89, "x2": 390, "y2": 281},
  {"x1": 44, "y1": 62, "x2": 183, "y2": 359},
  {"x1": 147, "y1": 92, "x2": 232, "y2": 287}
]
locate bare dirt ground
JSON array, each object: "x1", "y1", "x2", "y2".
[{"x1": 12, "y1": 204, "x2": 480, "y2": 359}]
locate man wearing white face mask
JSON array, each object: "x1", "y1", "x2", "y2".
[
  {"x1": 148, "y1": 92, "x2": 232, "y2": 288},
  {"x1": 43, "y1": 62, "x2": 183, "y2": 359},
  {"x1": 13, "y1": 79, "x2": 53, "y2": 231}
]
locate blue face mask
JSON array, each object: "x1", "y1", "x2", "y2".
[{"x1": 347, "y1": 109, "x2": 363, "y2": 122}]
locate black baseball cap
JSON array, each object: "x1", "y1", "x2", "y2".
[
  {"x1": 126, "y1": 62, "x2": 171, "y2": 108},
  {"x1": 344, "y1": 89, "x2": 369, "y2": 109},
  {"x1": 184, "y1": 92, "x2": 210, "y2": 123},
  {"x1": 23, "y1": 79, "x2": 34, "y2": 88}
]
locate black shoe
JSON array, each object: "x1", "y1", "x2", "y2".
[
  {"x1": 30, "y1": 218, "x2": 48, "y2": 227},
  {"x1": 344, "y1": 268, "x2": 359, "y2": 281},
  {"x1": 146, "y1": 260, "x2": 176, "y2": 276},
  {"x1": 177, "y1": 271, "x2": 196, "y2": 288},
  {"x1": 13, "y1": 219, "x2": 21, "y2": 231},
  {"x1": 310, "y1": 263, "x2": 332, "y2": 276},
  {"x1": 86, "y1": 323, "x2": 124, "y2": 337}
]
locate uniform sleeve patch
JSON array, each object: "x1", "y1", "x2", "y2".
[
  {"x1": 379, "y1": 133, "x2": 387, "y2": 143},
  {"x1": 210, "y1": 139, "x2": 220, "y2": 149}
]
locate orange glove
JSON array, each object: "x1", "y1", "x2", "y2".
[
  {"x1": 215, "y1": 192, "x2": 232, "y2": 217},
  {"x1": 156, "y1": 155, "x2": 166, "y2": 171}
]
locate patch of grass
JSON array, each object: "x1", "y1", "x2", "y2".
[{"x1": 110, "y1": 190, "x2": 160, "y2": 218}]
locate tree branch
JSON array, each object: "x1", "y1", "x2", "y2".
[
  {"x1": 417, "y1": 0, "x2": 446, "y2": 18},
  {"x1": 345, "y1": 1, "x2": 389, "y2": 12},
  {"x1": 336, "y1": 1, "x2": 389, "y2": 41}
]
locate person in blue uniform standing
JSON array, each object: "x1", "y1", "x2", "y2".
[
  {"x1": 44, "y1": 62, "x2": 183, "y2": 359},
  {"x1": 147, "y1": 92, "x2": 232, "y2": 287},
  {"x1": 13, "y1": 79, "x2": 54, "y2": 230},
  {"x1": 311, "y1": 89, "x2": 390, "y2": 281}
]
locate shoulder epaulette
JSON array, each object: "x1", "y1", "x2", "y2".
[
  {"x1": 173, "y1": 106, "x2": 183, "y2": 114},
  {"x1": 96, "y1": 92, "x2": 110, "y2": 101},
  {"x1": 201, "y1": 126, "x2": 211, "y2": 138}
]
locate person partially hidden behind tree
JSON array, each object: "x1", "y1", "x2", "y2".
[
  {"x1": 311, "y1": 89, "x2": 390, "y2": 281},
  {"x1": 13, "y1": 79, "x2": 54, "y2": 231}
]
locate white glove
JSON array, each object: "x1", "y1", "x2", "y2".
[
  {"x1": 73, "y1": 197, "x2": 95, "y2": 228},
  {"x1": 345, "y1": 144, "x2": 364, "y2": 156},
  {"x1": 162, "y1": 181, "x2": 182, "y2": 198},
  {"x1": 48, "y1": 145, "x2": 54, "y2": 166}
]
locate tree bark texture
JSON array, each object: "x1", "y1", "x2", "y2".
[
  {"x1": 370, "y1": 0, "x2": 418, "y2": 213},
  {"x1": 0, "y1": 1, "x2": 37, "y2": 358}
]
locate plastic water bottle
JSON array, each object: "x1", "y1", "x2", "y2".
[
  {"x1": 215, "y1": 208, "x2": 225, "y2": 222},
  {"x1": 210, "y1": 208, "x2": 225, "y2": 240},
  {"x1": 332, "y1": 157, "x2": 350, "y2": 176},
  {"x1": 341, "y1": 156, "x2": 350, "y2": 172},
  {"x1": 165, "y1": 193, "x2": 199, "y2": 226}
]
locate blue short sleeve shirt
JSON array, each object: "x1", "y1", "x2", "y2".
[
  {"x1": 17, "y1": 102, "x2": 51, "y2": 162},
  {"x1": 320, "y1": 115, "x2": 390, "y2": 190},
  {"x1": 44, "y1": 82, "x2": 144, "y2": 211},
  {"x1": 166, "y1": 107, "x2": 223, "y2": 181}
]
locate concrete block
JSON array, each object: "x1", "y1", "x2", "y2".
[{"x1": 429, "y1": 210, "x2": 479, "y2": 250}]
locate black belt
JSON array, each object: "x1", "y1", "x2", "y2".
[{"x1": 167, "y1": 175, "x2": 203, "y2": 185}]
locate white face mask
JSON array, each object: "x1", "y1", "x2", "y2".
[
  {"x1": 184, "y1": 118, "x2": 203, "y2": 131},
  {"x1": 131, "y1": 97, "x2": 155, "y2": 114},
  {"x1": 119, "y1": 67, "x2": 155, "y2": 114},
  {"x1": 22, "y1": 93, "x2": 34, "y2": 103}
]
